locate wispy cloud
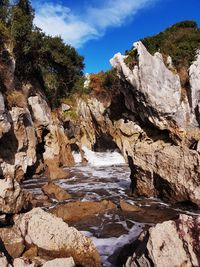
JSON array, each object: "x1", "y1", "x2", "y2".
[{"x1": 34, "y1": 0, "x2": 157, "y2": 48}]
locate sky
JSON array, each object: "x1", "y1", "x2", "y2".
[{"x1": 32, "y1": 0, "x2": 200, "y2": 73}]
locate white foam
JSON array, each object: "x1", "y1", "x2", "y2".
[
  {"x1": 72, "y1": 151, "x2": 82, "y2": 164},
  {"x1": 89, "y1": 223, "x2": 144, "y2": 267},
  {"x1": 82, "y1": 146, "x2": 126, "y2": 167}
]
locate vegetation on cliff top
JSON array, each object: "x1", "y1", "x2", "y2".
[
  {"x1": 0, "y1": 0, "x2": 84, "y2": 107},
  {"x1": 126, "y1": 20, "x2": 200, "y2": 70}
]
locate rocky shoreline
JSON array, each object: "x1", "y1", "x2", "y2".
[{"x1": 0, "y1": 39, "x2": 200, "y2": 266}]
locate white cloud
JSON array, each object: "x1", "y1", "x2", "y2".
[{"x1": 34, "y1": 0, "x2": 157, "y2": 48}]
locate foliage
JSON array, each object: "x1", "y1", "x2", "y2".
[
  {"x1": 89, "y1": 69, "x2": 121, "y2": 95},
  {"x1": 140, "y1": 20, "x2": 200, "y2": 70},
  {"x1": 0, "y1": 0, "x2": 84, "y2": 108}
]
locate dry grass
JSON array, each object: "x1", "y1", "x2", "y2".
[{"x1": 7, "y1": 90, "x2": 27, "y2": 109}]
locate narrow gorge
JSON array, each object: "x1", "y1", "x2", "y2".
[{"x1": 0, "y1": 5, "x2": 199, "y2": 266}]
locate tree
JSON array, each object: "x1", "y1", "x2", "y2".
[
  {"x1": 11, "y1": 0, "x2": 35, "y2": 78},
  {"x1": 0, "y1": 0, "x2": 10, "y2": 24}
]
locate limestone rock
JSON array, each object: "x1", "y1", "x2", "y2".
[
  {"x1": 44, "y1": 159, "x2": 68, "y2": 180},
  {"x1": 15, "y1": 208, "x2": 101, "y2": 267},
  {"x1": 42, "y1": 182, "x2": 71, "y2": 201},
  {"x1": 42, "y1": 257, "x2": 75, "y2": 267},
  {"x1": 0, "y1": 226, "x2": 25, "y2": 258},
  {"x1": 0, "y1": 92, "x2": 11, "y2": 139},
  {"x1": 131, "y1": 143, "x2": 200, "y2": 206},
  {"x1": 124, "y1": 214, "x2": 200, "y2": 267},
  {"x1": 13, "y1": 257, "x2": 75, "y2": 267},
  {"x1": 110, "y1": 41, "x2": 199, "y2": 141},
  {"x1": 189, "y1": 50, "x2": 200, "y2": 122},
  {"x1": 52, "y1": 200, "x2": 117, "y2": 222},
  {"x1": 28, "y1": 96, "x2": 51, "y2": 127},
  {"x1": 0, "y1": 178, "x2": 28, "y2": 214},
  {"x1": 0, "y1": 253, "x2": 10, "y2": 267}
]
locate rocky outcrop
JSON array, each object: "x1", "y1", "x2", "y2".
[
  {"x1": 123, "y1": 214, "x2": 200, "y2": 267},
  {"x1": 52, "y1": 200, "x2": 117, "y2": 222},
  {"x1": 77, "y1": 42, "x2": 200, "y2": 207},
  {"x1": 0, "y1": 92, "x2": 75, "y2": 213},
  {"x1": 42, "y1": 182, "x2": 71, "y2": 201},
  {"x1": 14, "y1": 208, "x2": 101, "y2": 267},
  {"x1": 110, "y1": 42, "x2": 199, "y2": 142}
]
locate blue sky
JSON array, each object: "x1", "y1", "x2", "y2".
[{"x1": 33, "y1": 0, "x2": 200, "y2": 73}]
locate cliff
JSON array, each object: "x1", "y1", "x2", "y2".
[{"x1": 78, "y1": 41, "x2": 200, "y2": 207}]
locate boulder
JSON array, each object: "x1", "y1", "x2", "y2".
[
  {"x1": 124, "y1": 214, "x2": 200, "y2": 267},
  {"x1": 14, "y1": 208, "x2": 101, "y2": 267},
  {"x1": 52, "y1": 200, "x2": 117, "y2": 222},
  {"x1": 0, "y1": 178, "x2": 29, "y2": 214},
  {"x1": 42, "y1": 257, "x2": 75, "y2": 267},
  {"x1": 42, "y1": 182, "x2": 71, "y2": 201},
  {"x1": 13, "y1": 257, "x2": 75, "y2": 267},
  {"x1": 0, "y1": 226, "x2": 25, "y2": 258},
  {"x1": 0, "y1": 254, "x2": 10, "y2": 267}
]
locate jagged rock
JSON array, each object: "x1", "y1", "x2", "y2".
[
  {"x1": 0, "y1": 92, "x2": 11, "y2": 139},
  {"x1": 52, "y1": 200, "x2": 117, "y2": 222},
  {"x1": 42, "y1": 182, "x2": 71, "y2": 201},
  {"x1": 189, "y1": 50, "x2": 200, "y2": 121},
  {"x1": 110, "y1": 41, "x2": 199, "y2": 142},
  {"x1": 0, "y1": 178, "x2": 29, "y2": 214},
  {"x1": 28, "y1": 96, "x2": 51, "y2": 128},
  {"x1": 124, "y1": 214, "x2": 200, "y2": 267},
  {"x1": 14, "y1": 208, "x2": 101, "y2": 267},
  {"x1": 0, "y1": 226, "x2": 25, "y2": 258},
  {"x1": 43, "y1": 123, "x2": 73, "y2": 166}
]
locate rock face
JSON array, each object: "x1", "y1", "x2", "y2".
[
  {"x1": 0, "y1": 92, "x2": 75, "y2": 213},
  {"x1": 14, "y1": 208, "x2": 101, "y2": 267},
  {"x1": 124, "y1": 214, "x2": 200, "y2": 267},
  {"x1": 110, "y1": 42, "x2": 198, "y2": 137},
  {"x1": 77, "y1": 42, "x2": 200, "y2": 207}
]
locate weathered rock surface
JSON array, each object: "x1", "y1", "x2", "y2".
[
  {"x1": 110, "y1": 42, "x2": 198, "y2": 139},
  {"x1": 0, "y1": 253, "x2": 10, "y2": 267},
  {"x1": 42, "y1": 182, "x2": 71, "y2": 201},
  {"x1": 52, "y1": 200, "x2": 117, "y2": 222},
  {"x1": 13, "y1": 257, "x2": 75, "y2": 267},
  {"x1": 189, "y1": 50, "x2": 200, "y2": 118},
  {"x1": 0, "y1": 226, "x2": 25, "y2": 258},
  {"x1": 77, "y1": 42, "x2": 200, "y2": 207},
  {"x1": 14, "y1": 208, "x2": 101, "y2": 267},
  {"x1": 123, "y1": 214, "x2": 200, "y2": 267}
]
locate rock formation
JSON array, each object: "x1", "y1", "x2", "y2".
[
  {"x1": 77, "y1": 42, "x2": 200, "y2": 207},
  {"x1": 123, "y1": 214, "x2": 200, "y2": 267}
]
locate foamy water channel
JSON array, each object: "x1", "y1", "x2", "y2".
[{"x1": 23, "y1": 148, "x2": 200, "y2": 267}]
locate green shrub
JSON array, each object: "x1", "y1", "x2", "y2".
[{"x1": 139, "y1": 20, "x2": 200, "y2": 70}]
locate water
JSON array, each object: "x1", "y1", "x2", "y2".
[{"x1": 23, "y1": 149, "x2": 200, "y2": 267}]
